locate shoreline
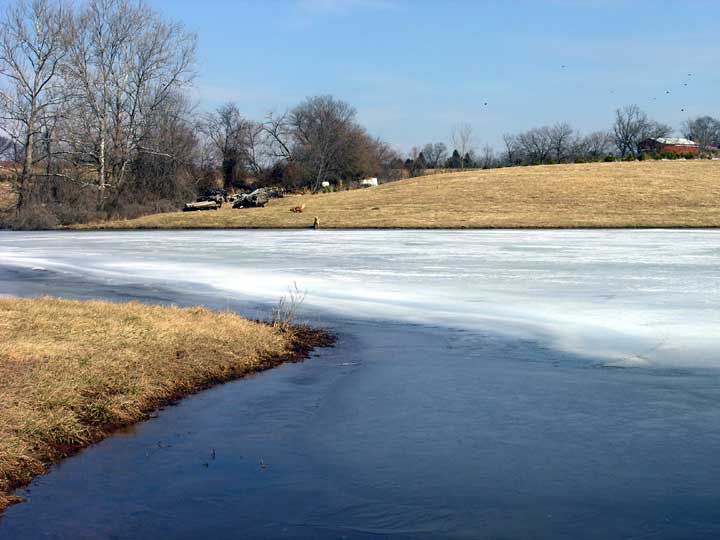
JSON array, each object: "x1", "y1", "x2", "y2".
[
  {"x1": 0, "y1": 297, "x2": 334, "y2": 514},
  {"x1": 1, "y1": 224, "x2": 719, "y2": 232},
  {"x1": 72, "y1": 224, "x2": 720, "y2": 231}
]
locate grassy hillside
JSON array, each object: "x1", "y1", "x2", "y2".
[{"x1": 81, "y1": 161, "x2": 720, "y2": 229}]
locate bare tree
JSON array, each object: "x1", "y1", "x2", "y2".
[
  {"x1": 0, "y1": 0, "x2": 70, "y2": 208},
  {"x1": 575, "y1": 131, "x2": 613, "y2": 161},
  {"x1": 683, "y1": 116, "x2": 720, "y2": 150},
  {"x1": 289, "y1": 95, "x2": 357, "y2": 191},
  {"x1": 200, "y1": 102, "x2": 246, "y2": 189},
  {"x1": 516, "y1": 126, "x2": 553, "y2": 164},
  {"x1": 64, "y1": 0, "x2": 196, "y2": 209},
  {"x1": 547, "y1": 122, "x2": 574, "y2": 163},
  {"x1": 479, "y1": 144, "x2": 496, "y2": 168},
  {"x1": 241, "y1": 120, "x2": 267, "y2": 178},
  {"x1": 451, "y1": 122, "x2": 473, "y2": 170},
  {"x1": 126, "y1": 90, "x2": 198, "y2": 204},
  {"x1": 0, "y1": 134, "x2": 15, "y2": 160},
  {"x1": 367, "y1": 136, "x2": 398, "y2": 180},
  {"x1": 38, "y1": 100, "x2": 64, "y2": 201},
  {"x1": 263, "y1": 110, "x2": 293, "y2": 162},
  {"x1": 501, "y1": 123, "x2": 631, "y2": 166},
  {"x1": 613, "y1": 105, "x2": 644, "y2": 158},
  {"x1": 421, "y1": 142, "x2": 447, "y2": 168},
  {"x1": 259, "y1": 97, "x2": 392, "y2": 190},
  {"x1": 502, "y1": 133, "x2": 520, "y2": 165},
  {"x1": 613, "y1": 105, "x2": 671, "y2": 158}
]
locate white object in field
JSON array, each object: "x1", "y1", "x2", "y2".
[
  {"x1": 360, "y1": 177, "x2": 378, "y2": 188},
  {"x1": 321, "y1": 181, "x2": 330, "y2": 188}
]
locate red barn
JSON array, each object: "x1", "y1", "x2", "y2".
[{"x1": 639, "y1": 137, "x2": 699, "y2": 156}]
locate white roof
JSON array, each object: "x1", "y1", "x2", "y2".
[{"x1": 655, "y1": 137, "x2": 697, "y2": 146}]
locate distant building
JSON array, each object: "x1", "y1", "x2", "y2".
[{"x1": 639, "y1": 137, "x2": 699, "y2": 155}]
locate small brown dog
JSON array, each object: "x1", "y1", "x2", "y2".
[{"x1": 290, "y1": 203, "x2": 305, "y2": 213}]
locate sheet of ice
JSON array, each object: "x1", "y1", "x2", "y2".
[{"x1": 1, "y1": 229, "x2": 718, "y2": 367}]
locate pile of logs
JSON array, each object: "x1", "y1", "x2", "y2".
[{"x1": 232, "y1": 188, "x2": 270, "y2": 209}]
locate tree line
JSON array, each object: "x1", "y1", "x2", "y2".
[
  {"x1": 408, "y1": 106, "x2": 719, "y2": 174},
  {"x1": 199, "y1": 96, "x2": 395, "y2": 195},
  {"x1": 0, "y1": 0, "x2": 396, "y2": 228}
]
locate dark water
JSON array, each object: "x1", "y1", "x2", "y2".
[{"x1": 1, "y1": 267, "x2": 720, "y2": 539}]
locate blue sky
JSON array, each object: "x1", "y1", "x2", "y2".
[{"x1": 150, "y1": 0, "x2": 718, "y2": 152}]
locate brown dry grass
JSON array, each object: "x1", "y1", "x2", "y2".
[
  {"x1": 79, "y1": 161, "x2": 720, "y2": 229},
  {"x1": 0, "y1": 296, "x2": 330, "y2": 513},
  {"x1": 0, "y1": 180, "x2": 16, "y2": 216}
]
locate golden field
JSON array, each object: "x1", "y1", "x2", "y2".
[
  {"x1": 0, "y1": 297, "x2": 330, "y2": 513},
  {"x1": 82, "y1": 161, "x2": 720, "y2": 229}
]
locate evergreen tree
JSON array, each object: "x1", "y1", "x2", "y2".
[
  {"x1": 447, "y1": 149, "x2": 462, "y2": 169},
  {"x1": 416, "y1": 152, "x2": 427, "y2": 169},
  {"x1": 463, "y1": 152, "x2": 474, "y2": 168}
]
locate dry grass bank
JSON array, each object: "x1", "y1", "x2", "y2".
[
  {"x1": 0, "y1": 296, "x2": 331, "y2": 513},
  {"x1": 81, "y1": 161, "x2": 720, "y2": 229}
]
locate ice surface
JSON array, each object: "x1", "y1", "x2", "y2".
[{"x1": 1, "y1": 229, "x2": 718, "y2": 367}]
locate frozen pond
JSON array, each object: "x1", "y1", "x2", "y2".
[
  {"x1": 1, "y1": 229, "x2": 720, "y2": 539},
  {"x1": 1, "y1": 229, "x2": 718, "y2": 368}
]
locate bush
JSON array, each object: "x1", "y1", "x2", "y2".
[
  {"x1": 271, "y1": 282, "x2": 306, "y2": 332},
  {"x1": 5, "y1": 205, "x2": 60, "y2": 230},
  {"x1": 604, "y1": 154, "x2": 617, "y2": 162},
  {"x1": 52, "y1": 204, "x2": 99, "y2": 226}
]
